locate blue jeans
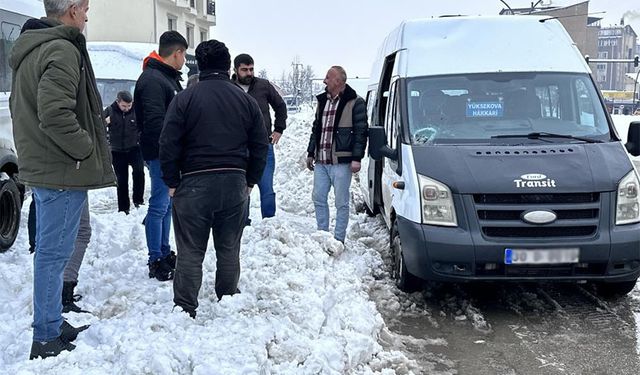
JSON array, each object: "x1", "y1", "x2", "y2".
[
  {"x1": 31, "y1": 187, "x2": 87, "y2": 342},
  {"x1": 246, "y1": 144, "x2": 276, "y2": 221},
  {"x1": 312, "y1": 163, "x2": 352, "y2": 242},
  {"x1": 145, "y1": 159, "x2": 172, "y2": 263}
]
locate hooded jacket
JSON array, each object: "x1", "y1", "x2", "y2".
[
  {"x1": 9, "y1": 18, "x2": 116, "y2": 190},
  {"x1": 134, "y1": 52, "x2": 183, "y2": 161}
]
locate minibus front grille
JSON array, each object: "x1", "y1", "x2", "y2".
[
  {"x1": 473, "y1": 193, "x2": 601, "y2": 239},
  {"x1": 474, "y1": 193, "x2": 599, "y2": 205},
  {"x1": 482, "y1": 226, "x2": 597, "y2": 238}
]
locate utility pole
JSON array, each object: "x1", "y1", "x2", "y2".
[{"x1": 291, "y1": 57, "x2": 303, "y2": 105}]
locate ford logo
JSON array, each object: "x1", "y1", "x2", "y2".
[
  {"x1": 520, "y1": 173, "x2": 547, "y2": 181},
  {"x1": 522, "y1": 210, "x2": 557, "y2": 225}
]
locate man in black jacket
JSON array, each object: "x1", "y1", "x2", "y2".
[
  {"x1": 160, "y1": 40, "x2": 268, "y2": 317},
  {"x1": 105, "y1": 91, "x2": 144, "y2": 214},
  {"x1": 306, "y1": 66, "x2": 368, "y2": 246},
  {"x1": 134, "y1": 31, "x2": 187, "y2": 281},
  {"x1": 232, "y1": 54, "x2": 287, "y2": 222}
]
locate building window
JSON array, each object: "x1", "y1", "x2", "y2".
[
  {"x1": 200, "y1": 29, "x2": 208, "y2": 43},
  {"x1": 168, "y1": 16, "x2": 177, "y2": 31},
  {"x1": 207, "y1": 0, "x2": 215, "y2": 15},
  {"x1": 186, "y1": 24, "x2": 194, "y2": 46},
  {"x1": 190, "y1": 0, "x2": 195, "y2": 7}
]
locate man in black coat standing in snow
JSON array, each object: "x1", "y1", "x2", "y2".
[
  {"x1": 134, "y1": 31, "x2": 187, "y2": 281},
  {"x1": 160, "y1": 40, "x2": 268, "y2": 318},
  {"x1": 104, "y1": 90, "x2": 144, "y2": 214}
]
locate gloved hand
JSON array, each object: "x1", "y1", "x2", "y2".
[{"x1": 306, "y1": 157, "x2": 315, "y2": 171}]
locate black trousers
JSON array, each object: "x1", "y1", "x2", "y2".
[
  {"x1": 172, "y1": 172, "x2": 248, "y2": 312},
  {"x1": 111, "y1": 147, "x2": 145, "y2": 212}
]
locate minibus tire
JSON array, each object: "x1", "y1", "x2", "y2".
[
  {"x1": 0, "y1": 178, "x2": 21, "y2": 252},
  {"x1": 391, "y1": 220, "x2": 422, "y2": 292},
  {"x1": 595, "y1": 280, "x2": 637, "y2": 299}
]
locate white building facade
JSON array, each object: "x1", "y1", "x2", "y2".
[{"x1": 86, "y1": 0, "x2": 215, "y2": 55}]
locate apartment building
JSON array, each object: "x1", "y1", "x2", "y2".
[
  {"x1": 596, "y1": 24, "x2": 638, "y2": 90},
  {"x1": 85, "y1": 0, "x2": 216, "y2": 74}
]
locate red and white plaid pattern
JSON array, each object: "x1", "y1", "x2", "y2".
[{"x1": 317, "y1": 94, "x2": 340, "y2": 164}]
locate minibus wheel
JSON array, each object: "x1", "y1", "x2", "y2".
[
  {"x1": 0, "y1": 177, "x2": 21, "y2": 252},
  {"x1": 595, "y1": 280, "x2": 637, "y2": 299},
  {"x1": 391, "y1": 220, "x2": 422, "y2": 292}
]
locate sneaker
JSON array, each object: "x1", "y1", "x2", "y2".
[
  {"x1": 148, "y1": 258, "x2": 174, "y2": 281},
  {"x1": 60, "y1": 320, "x2": 89, "y2": 343},
  {"x1": 29, "y1": 337, "x2": 76, "y2": 360},
  {"x1": 165, "y1": 251, "x2": 177, "y2": 270}
]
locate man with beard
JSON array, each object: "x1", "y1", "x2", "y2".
[{"x1": 233, "y1": 54, "x2": 287, "y2": 224}]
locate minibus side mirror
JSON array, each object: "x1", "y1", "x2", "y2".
[
  {"x1": 369, "y1": 126, "x2": 398, "y2": 161},
  {"x1": 625, "y1": 122, "x2": 640, "y2": 156}
]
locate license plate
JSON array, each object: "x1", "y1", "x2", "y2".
[{"x1": 504, "y1": 248, "x2": 580, "y2": 265}]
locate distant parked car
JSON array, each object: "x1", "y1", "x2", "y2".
[{"x1": 283, "y1": 95, "x2": 301, "y2": 113}]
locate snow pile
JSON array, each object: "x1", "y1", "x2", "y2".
[{"x1": 0, "y1": 108, "x2": 418, "y2": 374}]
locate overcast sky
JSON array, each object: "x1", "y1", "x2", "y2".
[{"x1": 214, "y1": 0, "x2": 640, "y2": 80}]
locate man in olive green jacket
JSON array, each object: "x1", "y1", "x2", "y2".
[{"x1": 8, "y1": 0, "x2": 115, "y2": 360}]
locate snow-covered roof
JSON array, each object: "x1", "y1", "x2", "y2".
[
  {"x1": 88, "y1": 42, "x2": 190, "y2": 81},
  {"x1": 0, "y1": 0, "x2": 45, "y2": 17},
  {"x1": 370, "y1": 15, "x2": 590, "y2": 83},
  {"x1": 87, "y1": 42, "x2": 157, "y2": 81}
]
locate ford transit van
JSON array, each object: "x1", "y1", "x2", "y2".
[{"x1": 361, "y1": 16, "x2": 640, "y2": 297}]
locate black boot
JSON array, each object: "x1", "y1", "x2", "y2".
[
  {"x1": 62, "y1": 282, "x2": 90, "y2": 313},
  {"x1": 29, "y1": 337, "x2": 76, "y2": 360},
  {"x1": 60, "y1": 320, "x2": 89, "y2": 342}
]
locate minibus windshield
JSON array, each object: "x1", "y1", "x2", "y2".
[{"x1": 406, "y1": 73, "x2": 611, "y2": 145}]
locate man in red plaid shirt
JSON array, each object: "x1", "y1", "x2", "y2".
[{"x1": 306, "y1": 66, "x2": 368, "y2": 245}]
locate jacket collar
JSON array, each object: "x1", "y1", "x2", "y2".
[{"x1": 199, "y1": 70, "x2": 231, "y2": 82}]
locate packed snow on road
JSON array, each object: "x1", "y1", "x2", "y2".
[{"x1": 0, "y1": 108, "x2": 421, "y2": 374}]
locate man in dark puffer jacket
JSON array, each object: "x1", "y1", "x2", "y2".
[
  {"x1": 306, "y1": 66, "x2": 368, "y2": 245},
  {"x1": 134, "y1": 31, "x2": 187, "y2": 281},
  {"x1": 104, "y1": 91, "x2": 144, "y2": 214}
]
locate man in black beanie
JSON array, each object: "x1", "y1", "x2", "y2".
[{"x1": 160, "y1": 40, "x2": 268, "y2": 317}]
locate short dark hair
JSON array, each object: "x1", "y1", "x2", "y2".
[
  {"x1": 158, "y1": 31, "x2": 188, "y2": 58},
  {"x1": 116, "y1": 90, "x2": 133, "y2": 103},
  {"x1": 196, "y1": 40, "x2": 231, "y2": 72},
  {"x1": 234, "y1": 53, "x2": 254, "y2": 69}
]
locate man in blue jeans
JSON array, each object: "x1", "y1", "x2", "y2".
[
  {"x1": 232, "y1": 54, "x2": 287, "y2": 223},
  {"x1": 306, "y1": 66, "x2": 368, "y2": 244},
  {"x1": 9, "y1": 0, "x2": 116, "y2": 359},
  {"x1": 134, "y1": 31, "x2": 187, "y2": 281}
]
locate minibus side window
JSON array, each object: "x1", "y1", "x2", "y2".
[
  {"x1": 366, "y1": 90, "x2": 377, "y2": 126},
  {"x1": 386, "y1": 81, "x2": 399, "y2": 149}
]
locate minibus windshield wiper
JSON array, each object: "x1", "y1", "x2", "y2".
[{"x1": 491, "y1": 132, "x2": 604, "y2": 143}]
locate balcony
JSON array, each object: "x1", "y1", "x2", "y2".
[{"x1": 206, "y1": 0, "x2": 215, "y2": 23}]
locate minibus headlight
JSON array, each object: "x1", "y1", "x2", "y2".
[
  {"x1": 616, "y1": 171, "x2": 640, "y2": 225},
  {"x1": 418, "y1": 175, "x2": 457, "y2": 227}
]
